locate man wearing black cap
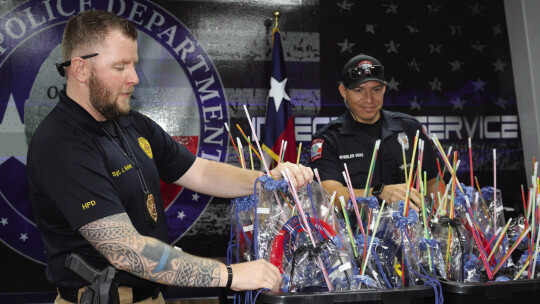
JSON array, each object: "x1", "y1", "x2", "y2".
[{"x1": 310, "y1": 54, "x2": 439, "y2": 208}]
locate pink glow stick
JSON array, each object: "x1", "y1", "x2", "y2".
[
  {"x1": 493, "y1": 149, "x2": 497, "y2": 231},
  {"x1": 465, "y1": 213, "x2": 493, "y2": 280},
  {"x1": 343, "y1": 166, "x2": 366, "y2": 237},
  {"x1": 243, "y1": 105, "x2": 270, "y2": 174},
  {"x1": 283, "y1": 169, "x2": 334, "y2": 291}
]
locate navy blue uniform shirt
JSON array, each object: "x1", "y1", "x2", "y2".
[
  {"x1": 310, "y1": 110, "x2": 439, "y2": 191},
  {"x1": 27, "y1": 90, "x2": 196, "y2": 288}
]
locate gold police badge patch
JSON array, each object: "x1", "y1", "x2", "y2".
[{"x1": 138, "y1": 137, "x2": 153, "y2": 159}]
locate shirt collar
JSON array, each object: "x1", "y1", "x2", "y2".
[
  {"x1": 340, "y1": 109, "x2": 405, "y2": 139},
  {"x1": 57, "y1": 90, "x2": 133, "y2": 135}
]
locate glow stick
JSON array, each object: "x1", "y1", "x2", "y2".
[
  {"x1": 417, "y1": 139, "x2": 424, "y2": 191},
  {"x1": 469, "y1": 137, "x2": 474, "y2": 188},
  {"x1": 283, "y1": 169, "x2": 334, "y2": 291},
  {"x1": 278, "y1": 140, "x2": 284, "y2": 165},
  {"x1": 243, "y1": 106, "x2": 270, "y2": 173},
  {"x1": 493, "y1": 149, "x2": 497, "y2": 231},
  {"x1": 515, "y1": 255, "x2": 531, "y2": 280},
  {"x1": 492, "y1": 226, "x2": 531, "y2": 275},
  {"x1": 435, "y1": 181, "x2": 452, "y2": 218},
  {"x1": 431, "y1": 134, "x2": 464, "y2": 193},
  {"x1": 486, "y1": 218, "x2": 512, "y2": 262},
  {"x1": 521, "y1": 185, "x2": 529, "y2": 227},
  {"x1": 236, "y1": 137, "x2": 245, "y2": 169},
  {"x1": 240, "y1": 110, "x2": 291, "y2": 226},
  {"x1": 465, "y1": 213, "x2": 494, "y2": 280},
  {"x1": 248, "y1": 136, "x2": 254, "y2": 171},
  {"x1": 324, "y1": 191, "x2": 337, "y2": 222},
  {"x1": 419, "y1": 166, "x2": 434, "y2": 273},
  {"x1": 282, "y1": 141, "x2": 288, "y2": 163},
  {"x1": 312, "y1": 168, "x2": 331, "y2": 211},
  {"x1": 363, "y1": 140, "x2": 381, "y2": 197},
  {"x1": 340, "y1": 196, "x2": 359, "y2": 258},
  {"x1": 224, "y1": 123, "x2": 242, "y2": 163},
  {"x1": 296, "y1": 142, "x2": 302, "y2": 165},
  {"x1": 527, "y1": 188, "x2": 533, "y2": 222},
  {"x1": 400, "y1": 141, "x2": 408, "y2": 184},
  {"x1": 531, "y1": 222, "x2": 540, "y2": 278},
  {"x1": 361, "y1": 201, "x2": 386, "y2": 275},
  {"x1": 404, "y1": 131, "x2": 420, "y2": 217},
  {"x1": 235, "y1": 122, "x2": 263, "y2": 164},
  {"x1": 342, "y1": 168, "x2": 366, "y2": 237},
  {"x1": 475, "y1": 176, "x2": 492, "y2": 223}
]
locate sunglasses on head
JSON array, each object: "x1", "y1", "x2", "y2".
[
  {"x1": 55, "y1": 53, "x2": 99, "y2": 77},
  {"x1": 348, "y1": 65, "x2": 384, "y2": 80}
]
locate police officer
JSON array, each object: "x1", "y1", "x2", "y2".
[
  {"x1": 310, "y1": 54, "x2": 439, "y2": 209},
  {"x1": 27, "y1": 10, "x2": 312, "y2": 304}
]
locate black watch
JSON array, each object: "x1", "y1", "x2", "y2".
[{"x1": 371, "y1": 183, "x2": 385, "y2": 200}]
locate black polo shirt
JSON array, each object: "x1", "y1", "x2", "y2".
[
  {"x1": 310, "y1": 110, "x2": 439, "y2": 191},
  {"x1": 27, "y1": 90, "x2": 196, "y2": 288}
]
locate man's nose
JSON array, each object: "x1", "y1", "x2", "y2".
[{"x1": 128, "y1": 66, "x2": 139, "y2": 86}]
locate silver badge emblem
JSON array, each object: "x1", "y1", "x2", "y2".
[{"x1": 398, "y1": 132, "x2": 409, "y2": 150}]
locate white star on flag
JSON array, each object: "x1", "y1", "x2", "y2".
[
  {"x1": 450, "y1": 60, "x2": 464, "y2": 71},
  {"x1": 472, "y1": 78, "x2": 487, "y2": 91},
  {"x1": 192, "y1": 193, "x2": 200, "y2": 201},
  {"x1": 385, "y1": 40, "x2": 400, "y2": 54},
  {"x1": 269, "y1": 77, "x2": 290, "y2": 111},
  {"x1": 450, "y1": 97, "x2": 467, "y2": 110},
  {"x1": 1, "y1": 218, "x2": 7, "y2": 226},
  {"x1": 492, "y1": 59, "x2": 506, "y2": 72},
  {"x1": 408, "y1": 96, "x2": 421, "y2": 110},
  {"x1": 429, "y1": 78, "x2": 442, "y2": 91},
  {"x1": 20, "y1": 233, "x2": 28, "y2": 242},
  {"x1": 337, "y1": 38, "x2": 355, "y2": 54},
  {"x1": 177, "y1": 211, "x2": 186, "y2": 220},
  {"x1": 365, "y1": 24, "x2": 377, "y2": 34},
  {"x1": 387, "y1": 77, "x2": 400, "y2": 91}
]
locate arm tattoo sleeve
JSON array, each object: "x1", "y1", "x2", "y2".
[{"x1": 78, "y1": 213, "x2": 221, "y2": 287}]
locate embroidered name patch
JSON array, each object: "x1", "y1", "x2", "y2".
[{"x1": 311, "y1": 139, "x2": 325, "y2": 161}]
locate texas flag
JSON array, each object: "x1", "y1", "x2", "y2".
[{"x1": 262, "y1": 28, "x2": 297, "y2": 166}]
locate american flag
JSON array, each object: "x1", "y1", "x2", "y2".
[{"x1": 319, "y1": 0, "x2": 526, "y2": 211}]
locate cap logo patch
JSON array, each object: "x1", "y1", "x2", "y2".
[
  {"x1": 311, "y1": 139, "x2": 325, "y2": 161},
  {"x1": 358, "y1": 60, "x2": 374, "y2": 74}
]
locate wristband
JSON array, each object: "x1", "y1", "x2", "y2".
[{"x1": 225, "y1": 265, "x2": 233, "y2": 289}]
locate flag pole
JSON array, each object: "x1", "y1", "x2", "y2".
[{"x1": 273, "y1": 11, "x2": 280, "y2": 29}]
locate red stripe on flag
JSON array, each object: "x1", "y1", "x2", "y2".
[{"x1": 161, "y1": 136, "x2": 198, "y2": 209}]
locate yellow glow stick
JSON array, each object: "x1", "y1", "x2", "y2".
[{"x1": 296, "y1": 142, "x2": 302, "y2": 164}]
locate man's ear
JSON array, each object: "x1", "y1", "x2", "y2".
[
  {"x1": 69, "y1": 57, "x2": 90, "y2": 83},
  {"x1": 338, "y1": 84, "x2": 347, "y2": 99},
  {"x1": 338, "y1": 84, "x2": 349, "y2": 108}
]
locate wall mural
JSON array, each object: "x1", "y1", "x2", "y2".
[{"x1": 0, "y1": 0, "x2": 526, "y2": 292}]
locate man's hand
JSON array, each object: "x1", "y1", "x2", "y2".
[
  {"x1": 378, "y1": 183, "x2": 421, "y2": 212},
  {"x1": 229, "y1": 259, "x2": 282, "y2": 292},
  {"x1": 264, "y1": 162, "x2": 314, "y2": 189}
]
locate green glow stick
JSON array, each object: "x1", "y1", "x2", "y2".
[{"x1": 340, "y1": 196, "x2": 359, "y2": 258}]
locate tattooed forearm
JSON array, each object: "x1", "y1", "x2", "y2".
[{"x1": 79, "y1": 213, "x2": 221, "y2": 287}]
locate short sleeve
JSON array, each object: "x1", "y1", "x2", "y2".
[{"x1": 33, "y1": 137, "x2": 125, "y2": 231}]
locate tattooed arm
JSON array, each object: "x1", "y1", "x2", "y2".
[{"x1": 78, "y1": 213, "x2": 281, "y2": 291}]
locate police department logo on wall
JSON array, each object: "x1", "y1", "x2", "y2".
[{"x1": 0, "y1": 0, "x2": 228, "y2": 263}]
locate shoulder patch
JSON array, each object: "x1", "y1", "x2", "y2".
[{"x1": 311, "y1": 139, "x2": 325, "y2": 162}]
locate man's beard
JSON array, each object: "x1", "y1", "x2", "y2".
[{"x1": 89, "y1": 73, "x2": 129, "y2": 120}]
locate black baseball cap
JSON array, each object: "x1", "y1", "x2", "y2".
[{"x1": 342, "y1": 54, "x2": 386, "y2": 89}]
